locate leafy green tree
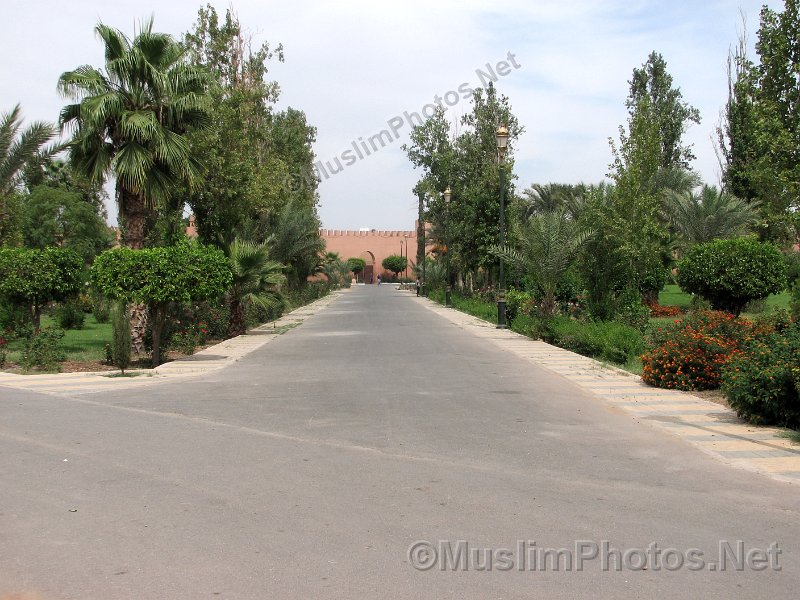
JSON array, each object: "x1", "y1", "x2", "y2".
[
  {"x1": 1, "y1": 105, "x2": 58, "y2": 245},
  {"x1": 225, "y1": 238, "x2": 285, "y2": 336},
  {"x1": 58, "y1": 18, "x2": 211, "y2": 249},
  {"x1": 91, "y1": 244, "x2": 232, "y2": 365},
  {"x1": 718, "y1": 3, "x2": 800, "y2": 242},
  {"x1": 0, "y1": 247, "x2": 83, "y2": 330},
  {"x1": 347, "y1": 258, "x2": 365, "y2": 281},
  {"x1": 184, "y1": 7, "x2": 317, "y2": 241},
  {"x1": 23, "y1": 185, "x2": 112, "y2": 262},
  {"x1": 677, "y1": 237, "x2": 787, "y2": 315},
  {"x1": 382, "y1": 255, "x2": 407, "y2": 279},
  {"x1": 627, "y1": 51, "x2": 701, "y2": 171},
  {"x1": 451, "y1": 84, "x2": 522, "y2": 277},
  {"x1": 665, "y1": 185, "x2": 760, "y2": 249}
]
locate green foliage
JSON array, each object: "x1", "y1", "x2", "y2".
[
  {"x1": 183, "y1": 6, "x2": 319, "y2": 252},
  {"x1": 791, "y1": 281, "x2": 800, "y2": 320},
  {"x1": 665, "y1": 185, "x2": 760, "y2": 249},
  {"x1": 0, "y1": 247, "x2": 83, "y2": 327},
  {"x1": 170, "y1": 324, "x2": 204, "y2": 355},
  {"x1": 268, "y1": 198, "x2": 324, "y2": 285},
  {"x1": 20, "y1": 326, "x2": 66, "y2": 372},
  {"x1": 642, "y1": 310, "x2": 755, "y2": 391},
  {"x1": 785, "y1": 251, "x2": 800, "y2": 286},
  {"x1": 22, "y1": 185, "x2": 112, "y2": 262},
  {"x1": 614, "y1": 288, "x2": 652, "y2": 333},
  {"x1": 55, "y1": 301, "x2": 86, "y2": 330},
  {"x1": 677, "y1": 237, "x2": 787, "y2": 315},
  {"x1": 91, "y1": 244, "x2": 232, "y2": 304},
  {"x1": 382, "y1": 254, "x2": 407, "y2": 278},
  {"x1": 59, "y1": 18, "x2": 211, "y2": 248},
  {"x1": 718, "y1": 3, "x2": 800, "y2": 242},
  {"x1": 110, "y1": 301, "x2": 131, "y2": 373},
  {"x1": 1, "y1": 104, "x2": 57, "y2": 198},
  {"x1": 225, "y1": 238, "x2": 285, "y2": 336},
  {"x1": 722, "y1": 323, "x2": 800, "y2": 427},
  {"x1": 544, "y1": 317, "x2": 645, "y2": 365},
  {"x1": 91, "y1": 243, "x2": 231, "y2": 365},
  {"x1": 494, "y1": 210, "x2": 588, "y2": 316},
  {"x1": 504, "y1": 289, "x2": 535, "y2": 323},
  {"x1": 91, "y1": 291, "x2": 111, "y2": 324},
  {"x1": 626, "y1": 51, "x2": 701, "y2": 170},
  {"x1": 347, "y1": 257, "x2": 366, "y2": 275}
]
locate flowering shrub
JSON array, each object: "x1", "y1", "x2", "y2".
[
  {"x1": 646, "y1": 302, "x2": 685, "y2": 317},
  {"x1": 722, "y1": 322, "x2": 800, "y2": 427},
  {"x1": 641, "y1": 310, "x2": 755, "y2": 391},
  {"x1": 170, "y1": 322, "x2": 209, "y2": 355}
]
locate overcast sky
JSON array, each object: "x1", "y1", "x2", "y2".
[{"x1": 1, "y1": 0, "x2": 781, "y2": 230}]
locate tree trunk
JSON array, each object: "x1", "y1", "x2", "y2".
[
  {"x1": 228, "y1": 298, "x2": 246, "y2": 338},
  {"x1": 118, "y1": 188, "x2": 149, "y2": 355},
  {"x1": 129, "y1": 303, "x2": 148, "y2": 356},
  {"x1": 150, "y1": 303, "x2": 168, "y2": 367}
]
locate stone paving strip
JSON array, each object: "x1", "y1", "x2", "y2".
[
  {"x1": 413, "y1": 292, "x2": 800, "y2": 485},
  {"x1": 0, "y1": 290, "x2": 346, "y2": 397}
]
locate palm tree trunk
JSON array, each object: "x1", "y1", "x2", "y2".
[
  {"x1": 119, "y1": 188, "x2": 149, "y2": 355},
  {"x1": 228, "y1": 297, "x2": 246, "y2": 338}
]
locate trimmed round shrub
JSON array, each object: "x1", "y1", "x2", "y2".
[
  {"x1": 722, "y1": 323, "x2": 800, "y2": 427},
  {"x1": 677, "y1": 237, "x2": 787, "y2": 316},
  {"x1": 641, "y1": 310, "x2": 754, "y2": 391}
]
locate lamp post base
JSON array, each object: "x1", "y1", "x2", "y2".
[
  {"x1": 445, "y1": 285, "x2": 452, "y2": 307},
  {"x1": 496, "y1": 289, "x2": 507, "y2": 329}
]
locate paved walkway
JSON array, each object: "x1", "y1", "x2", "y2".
[
  {"x1": 0, "y1": 291, "x2": 344, "y2": 396},
  {"x1": 414, "y1": 292, "x2": 800, "y2": 485},
  {"x1": 2, "y1": 284, "x2": 799, "y2": 599},
  {"x1": 3, "y1": 287, "x2": 798, "y2": 484}
]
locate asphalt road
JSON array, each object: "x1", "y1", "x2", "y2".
[{"x1": 1, "y1": 285, "x2": 798, "y2": 599}]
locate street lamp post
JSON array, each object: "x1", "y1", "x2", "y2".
[
  {"x1": 399, "y1": 239, "x2": 404, "y2": 282},
  {"x1": 496, "y1": 125, "x2": 508, "y2": 329},
  {"x1": 444, "y1": 186, "x2": 452, "y2": 307},
  {"x1": 404, "y1": 234, "x2": 409, "y2": 279}
]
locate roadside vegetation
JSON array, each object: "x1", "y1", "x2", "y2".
[
  {"x1": 410, "y1": 1, "x2": 800, "y2": 431},
  {"x1": 0, "y1": 7, "x2": 345, "y2": 373}
]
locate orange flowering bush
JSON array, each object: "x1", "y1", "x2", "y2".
[
  {"x1": 646, "y1": 302, "x2": 685, "y2": 317},
  {"x1": 641, "y1": 310, "x2": 755, "y2": 391}
]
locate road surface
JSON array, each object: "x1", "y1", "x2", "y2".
[{"x1": 1, "y1": 285, "x2": 798, "y2": 599}]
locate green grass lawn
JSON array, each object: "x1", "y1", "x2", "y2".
[
  {"x1": 3, "y1": 314, "x2": 111, "y2": 366},
  {"x1": 658, "y1": 283, "x2": 791, "y2": 315}
]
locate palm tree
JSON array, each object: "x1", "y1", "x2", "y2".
[
  {"x1": 1, "y1": 104, "x2": 58, "y2": 197},
  {"x1": 666, "y1": 185, "x2": 760, "y2": 249},
  {"x1": 226, "y1": 238, "x2": 286, "y2": 336},
  {"x1": 492, "y1": 210, "x2": 589, "y2": 316},
  {"x1": 58, "y1": 19, "x2": 210, "y2": 249},
  {"x1": 268, "y1": 198, "x2": 325, "y2": 285},
  {"x1": 1, "y1": 105, "x2": 58, "y2": 243}
]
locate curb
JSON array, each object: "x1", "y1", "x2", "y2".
[
  {"x1": 415, "y1": 295, "x2": 800, "y2": 486},
  {"x1": 0, "y1": 290, "x2": 347, "y2": 396}
]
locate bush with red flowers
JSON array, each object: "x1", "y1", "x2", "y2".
[
  {"x1": 641, "y1": 310, "x2": 755, "y2": 391},
  {"x1": 646, "y1": 302, "x2": 685, "y2": 317}
]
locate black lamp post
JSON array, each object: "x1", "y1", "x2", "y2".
[
  {"x1": 444, "y1": 186, "x2": 452, "y2": 307},
  {"x1": 404, "y1": 234, "x2": 409, "y2": 279},
  {"x1": 496, "y1": 125, "x2": 508, "y2": 329}
]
